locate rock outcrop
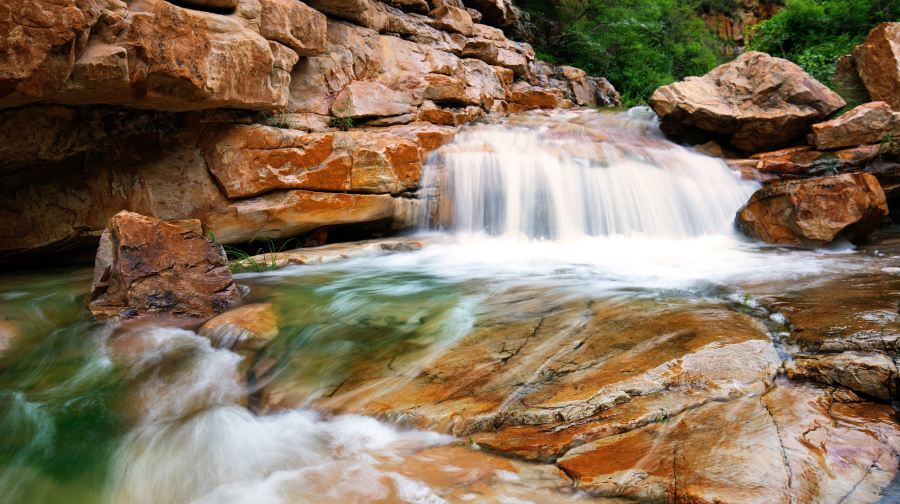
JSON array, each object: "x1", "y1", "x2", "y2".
[
  {"x1": 854, "y1": 22, "x2": 900, "y2": 110},
  {"x1": 649, "y1": 51, "x2": 845, "y2": 152},
  {"x1": 735, "y1": 173, "x2": 888, "y2": 247},
  {"x1": 0, "y1": 0, "x2": 618, "y2": 262},
  {"x1": 87, "y1": 211, "x2": 239, "y2": 319},
  {"x1": 811, "y1": 101, "x2": 900, "y2": 151}
]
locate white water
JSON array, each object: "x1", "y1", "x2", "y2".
[{"x1": 421, "y1": 108, "x2": 759, "y2": 240}]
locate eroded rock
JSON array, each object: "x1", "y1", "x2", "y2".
[
  {"x1": 199, "y1": 303, "x2": 280, "y2": 352},
  {"x1": 854, "y1": 22, "x2": 900, "y2": 110},
  {"x1": 736, "y1": 173, "x2": 888, "y2": 247},
  {"x1": 650, "y1": 51, "x2": 846, "y2": 152},
  {"x1": 87, "y1": 211, "x2": 239, "y2": 320},
  {"x1": 812, "y1": 101, "x2": 900, "y2": 151}
]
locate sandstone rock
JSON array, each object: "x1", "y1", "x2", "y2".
[
  {"x1": 384, "y1": 0, "x2": 429, "y2": 14},
  {"x1": 423, "y1": 73, "x2": 467, "y2": 103},
  {"x1": 428, "y1": 5, "x2": 473, "y2": 36},
  {"x1": 199, "y1": 303, "x2": 280, "y2": 351},
  {"x1": 650, "y1": 51, "x2": 846, "y2": 152},
  {"x1": 87, "y1": 211, "x2": 239, "y2": 319},
  {"x1": 507, "y1": 81, "x2": 560, "y2": 111},
  {"x1": 854, "y1": 22, "x2": 900, "y2": 110},
  {"x1": 1, "y1": 0, "x2": 298, "y2": 111},
  {"x1": 418, "y1": 101, "x2": 483, "y2": 125},
  {"x1": 204, "y1": 190, "x2": 397, "y2": 244},
  {"x1": 736, "y1": 173, "x2": 888, "y2": 247},
  {"x1": 259, "y1": 0, "x2": 327, "y2": 56},
  {"x1": 557, "y1": 379, "x2": 900, "y2": 503},
  {"x1": 331, "y1": 80, "x2": 417, "y2": 118},
  {"x1": 462, "y1": 0, "x2": 515, "y2": 27},
  {"x1": 247, "y1": 236, "x2": 426, "y2": 267},
  {"x1": 749, "y1": 144, "x2": 882, "y2": 178},
  {"x1": 588, "y1": 76, "x2": 620, "y2": 108},
  {"x1": 812, "y1": 101, "x2": 900, "y2": 151},
  {"x1": 173, "y1": 0, "x2": 239, "y2": 10},
  {"x1": 787, "y1": 351, "x2": 897, "y2": 400},
  {"x1": 305, "y1": 0, "x2": 387, "y2": 30}
]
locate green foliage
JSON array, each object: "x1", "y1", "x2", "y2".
[
  {"x1": 328, "y1": 116, "x2": 354, "y2": 131},
  {"x1": 527, "y1": 0, "x2": 726, "y2": 105},
  {"x1": 748, "y1": 0, "x2": 900, "y2": 88},
  {"x1": 208, "y1": 232, "x2": 295, "y2": 273}
]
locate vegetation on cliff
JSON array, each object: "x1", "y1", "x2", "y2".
[{"x1": 747, "y1": 0, "x2": 900, "y2": 88}]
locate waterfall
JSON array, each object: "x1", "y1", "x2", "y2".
[{"x1": 420, "y1": 108, "x2": 759, "y2": 240}]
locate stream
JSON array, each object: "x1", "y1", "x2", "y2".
[{"x1": 1, "y1": 109, "x2": 897, "y2": 503}]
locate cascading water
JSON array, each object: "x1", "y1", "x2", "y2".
[{"x1": 420, "y1": 108, "x2": 759, "y2": 240}]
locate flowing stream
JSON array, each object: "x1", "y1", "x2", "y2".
[{"x1": 0, "y1": 109, "x2": 880, "y2": 503}]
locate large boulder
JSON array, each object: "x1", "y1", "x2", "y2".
[
  {"x1": 811, "y1": 101, "x2": 900, "y2": 151},
  {"x1": 87, "y1": 211, "x2": 239, "y2": 319},
  {"x1": 649, "y1": 51, "x2": 845, "y2": 153},
  {"x1": 735, "y1": 173, "x2": 888, "y2": 247},
  {"x1": 854, "y1": 22, "x2": 900, "y2": 110}
]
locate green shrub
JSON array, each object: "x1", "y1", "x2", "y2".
[
  {"x1": 328, "y1": 116, "x2": 354, "y2": 131},
  {"x1": 748, "y1": 0, "x2": 900, "y2": 89}
]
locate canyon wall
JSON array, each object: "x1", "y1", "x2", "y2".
[{"x1": 0, "y1": 0, "x2": 619, "y2": 262}]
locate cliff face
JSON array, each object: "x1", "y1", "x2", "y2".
[{"x1": 0, "y1": 0, "x2": 619, "y2": 261}]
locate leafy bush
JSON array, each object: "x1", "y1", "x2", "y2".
[
  {"x1": 328, "y1": 116, "x2": 354, "y2": 131},
  {"x1": 748, "y1": 0, "x2": 900, "y2": 88},
  {"x1": 522, "y1": 0, "x2": 725, "y2": 106}
]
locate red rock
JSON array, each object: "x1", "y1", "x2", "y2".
[
  {"x1": 259, "y1": 0, "x2": 328, "y2": 57},
  {"x1": 87, "y1": 211, "x2": 238, "y2": 320},
  {"x1": 650, "y1": 52, "x2": 846, "y2": 152},
  {"x1": 812, "y1": 101, "x2": 900, "y2": 151},
  {"x1": 854, "y1": 22, "x2": 900, "y2": 110},
  {"x1": 736, "y1": 173, "x2": 888, "y2": 247}
]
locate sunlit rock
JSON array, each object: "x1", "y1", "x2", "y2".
[
  {"x1": 811, "y1": 101, "x2": 900, "y2": 151},
  {"x1": 199, "y1": 303, "x2": 280, "y2": 352},
  {"x1": 854, "y1": 22, "x2": 900, "y2": 110},
  {"x1": 736, "y1": 173, "x2": 888, "y2": 247},
  {"x1": 650, "y1": 51, "x2": 846, "y2": 152}
]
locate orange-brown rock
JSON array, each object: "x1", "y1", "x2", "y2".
[
  {"x1": 1, "y1": 0, "x2": 304, "y2": 111},
  {"x1": 736, "y1": 173, "x2": 888, "y2": 247},
  {"x1": 463, "y1": 0, "x2": 516, "y2": 27},
  {"x1": 428, "y1": 5, "x2": 473, "y2": 36},
  {"x1": 650, "y1": 51, "x2": 846, "y2": 152},
  {"x1": 557, "y1": 379, "x2": 900, "y2": 503},
  {"x1": 812, "y1": 101, "x2": 900, "y2": 151},
  {"x1": 748, "y1": 144, "x2": 882, "y2": 178},
  {"x1": 854, "y1": 22, "x2": 900, "y2": 110},
  {"x1": 331, "y1": 80, "x2": 418, "y2": 118},
  {"x1": 507, "y1": 81, "x2": 561, "y2": 111},
  {"x1": 787, "y1": 352, "x2": 897, "y2": 401},
  {"x1": 87, "y1": 211, "x2": 239, "y2": 320},
  {"x1": 199, "y1": 303, "x2": 280, "y2": 351},
  {"x1": 204, "y1": 190, "x2": 397, "y2": 243},
  {"x1": 259, "y1": 0, "x2": 328, "y2": 57}
]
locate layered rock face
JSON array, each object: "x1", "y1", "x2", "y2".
[
  {"x1": 0, "y1": 0, "x2": 618, "y2": 262},
  {"x1": 649, "y1": 51, "x2": 845, "y2": 152}
]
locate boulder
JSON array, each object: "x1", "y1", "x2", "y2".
[
  {"x1": 507, "y1": 81, "x2": 560, "y2": 111},
  {"x1": 428, "y1": 5, "x2": 474, "y2": 36},
  {"x1": 735, "y1": 173, "x2": 888, "y2": 247},
  {"x1": 853, "y1": 22, "x2": 900, "y2": 110},
  {"x1": 87, "y1": 211, "x2": 239, "y2": 320},
  {"x1": 748, "y1": 144, "x2": 882, "y2": 178},
  {"x1": 649, "y1": 51, "x2": 846, "y2": 152},
  {"x1": 811, "y1": 101, "x2": 900, "y2": 151}
]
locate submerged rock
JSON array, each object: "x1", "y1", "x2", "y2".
[
  {"x1": 735, "y1": 173, "x2": 888, "y2": 247},
  {"x1": 854, "y1": 22, "x2": 900, "y2": 110},
  {"x1": 199, "y1": 303, "x2": 280, "y2": 352},
  {"x1": 649, "y1": 51, "x2": 845, "y2": 152},
  {"x1": 87, "y1": 211, "x2": 239, "y2": 320}
]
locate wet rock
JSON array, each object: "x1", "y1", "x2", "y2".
[
  {"x1": 787, "y1": 352, "x2": 897, "y2": 401},
  {"x1": 811, "y1": 101, "x2": 900, "y2": 151},
  {"x1": 87, "y1": 211, "x2": 239, "y2": 320},
  {"x1": 557, "y1": 379, "x2": 900, "y2": 503},
  {"x1": 650, "y1": 52, "x2": 846, "y2": 152},
  {"x1": 199, "y1": 303, "x2": 280, "y2": 352},
  {"x1": 248, "y1": 236, "x2": 426, "y2": 268},
  {"x1": 735, "y1": 173, "x2": 888, "y2": 247},
  {"x1": 0, "y1": 318, "x2": 20, "y2": 356},
  {"x1": 748, "y1": 144, "x2": 882, "y2": 178},
  {"x1": 854, "y1": 22, "x2": 900, "y2": 110}
]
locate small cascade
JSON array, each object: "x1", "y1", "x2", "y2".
[{"x1": 420, "y1": 108, "x2": 759, "y2": 240}]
